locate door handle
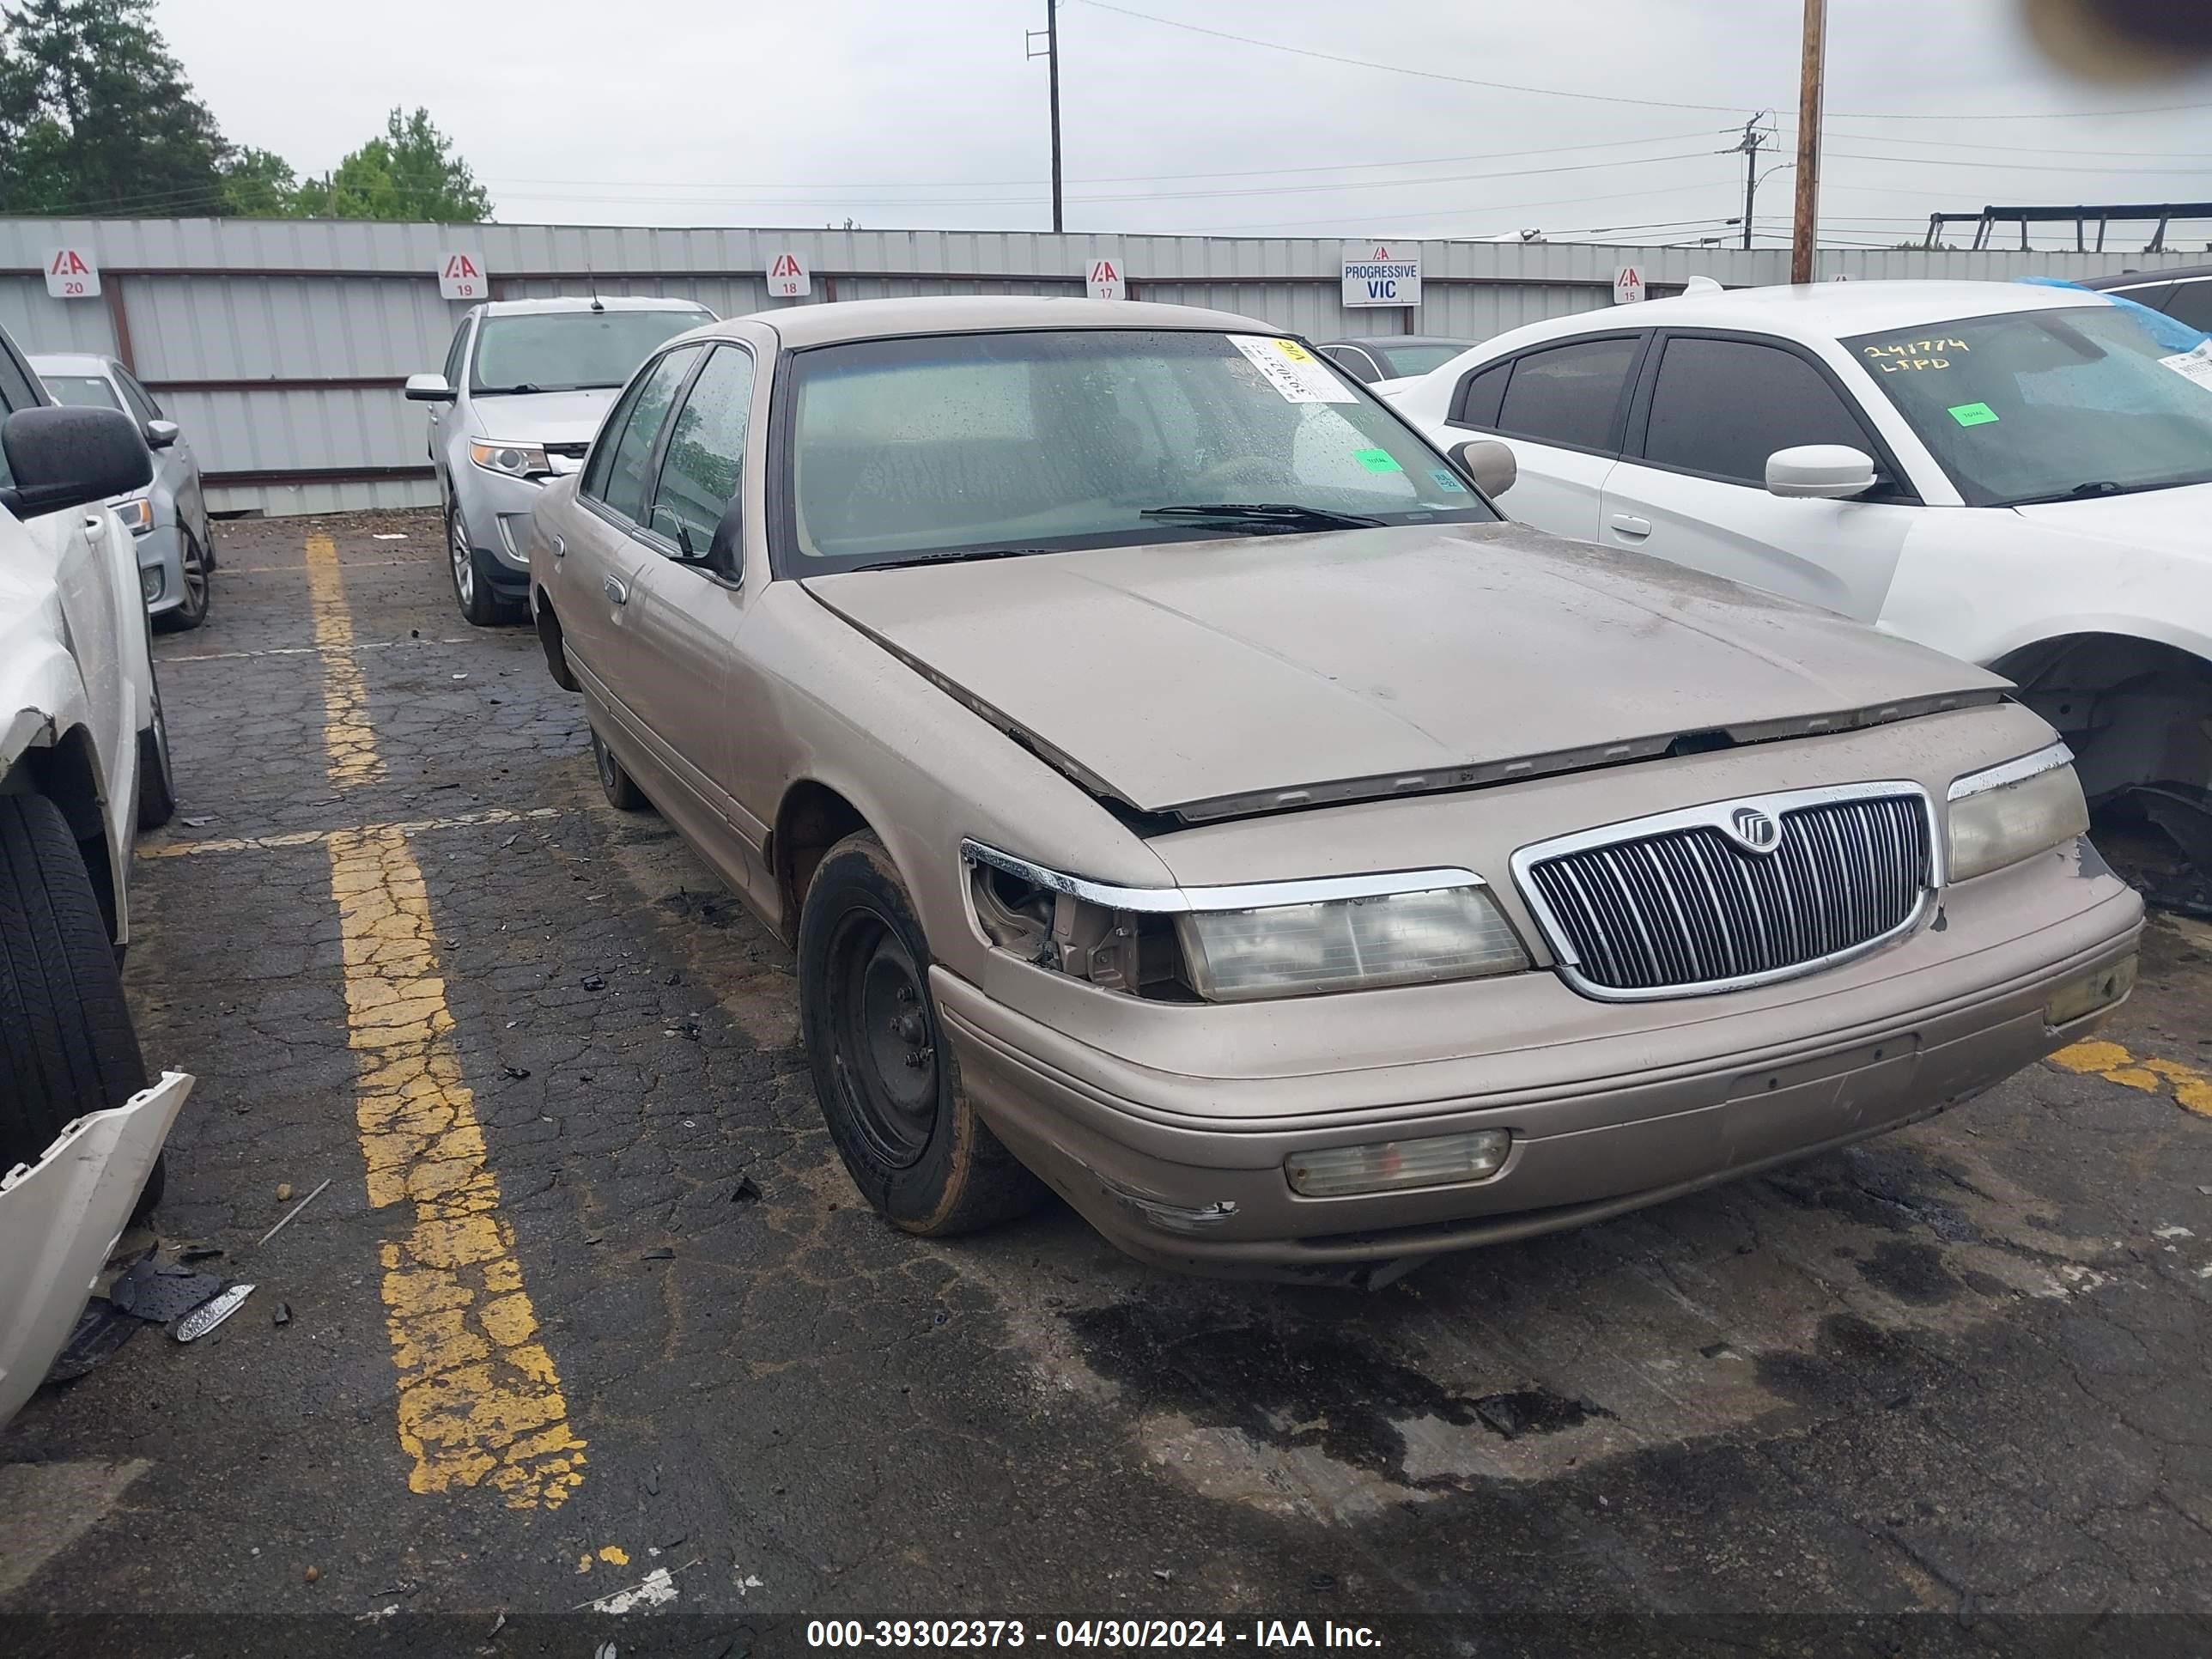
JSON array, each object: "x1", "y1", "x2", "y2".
[
  {"x1": 603, "y1": 574, "x2": 629, "y2": 606},
  {"x1": 1609, "y1": 514, "x2": 1653, "y2": 538}
]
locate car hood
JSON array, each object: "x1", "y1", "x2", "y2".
[
  {"x1": 2008, "y1": 477, "x2": 2212, "y2": 547},
  {"x1": 470, "y1": 386, "x2": 620, "y2": 447},
  {"x1": 802, "y1": 523, "x2": 2007, "y2": 820}
]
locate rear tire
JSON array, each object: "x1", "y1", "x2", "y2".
[
  {"x1": 590, "y1": 726, "x2": 649, "y2": 811},
  {"x1": 798, "y1": 831, "x2": 1043, "y2": 1236},
  {"x1": 135, "y1": 662, "x2": 178, "y2": 831},
  {"x1": 0, "y1": 794, "x2": 158, "y2": 1221}
]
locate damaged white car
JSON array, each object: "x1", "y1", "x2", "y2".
[{"x1": 2, "y1": 323, "x2": 180, "y2": 1418}]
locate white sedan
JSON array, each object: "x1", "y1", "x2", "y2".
[{"x1": 1386, "y1": 281, "x2": 2212, "y2": 815}]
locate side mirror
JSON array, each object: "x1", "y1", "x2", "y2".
[
  {"x1": 0, "y1": 406, "x2": 152, "y2": 520},
  {"x1": 1766, "y1": 444, "x2": 1877, "y2": 500},
  {"x1": 404, "y1": 372, "x2": 457, "y2": 404},
  {"x1": 1454, "y1": 438, "x2": 1517, "y2": 499},
  {"x1": 143, "y1": 418, "x2": 180, "y2": 451}
]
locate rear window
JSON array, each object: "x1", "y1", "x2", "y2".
[{"x1": 41, "y1": 374, "x2": 122, "y2": 412}]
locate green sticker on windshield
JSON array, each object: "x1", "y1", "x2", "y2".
[
  {"x1": 1352, "y1": 448, "x2": 1403, "y2": 472},
  {"x1": 1948, "y1": 402, "x2": 2000, "y2": 428}
]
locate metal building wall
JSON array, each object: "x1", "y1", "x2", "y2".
[{"x1": 3, "y1": 218, "x2": 2201, "y2": 516}]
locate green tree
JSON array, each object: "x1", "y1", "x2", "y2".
[
  {"x1": 293, "y1": 107, "x2": 492, "y2": 222},
  {"x1": 217, "y1": 144, "x2": 297, "y2": 216},
  {"x1": 0, "y1": 0, "x2": 228, "y2": 215}
]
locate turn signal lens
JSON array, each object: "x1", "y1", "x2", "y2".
[
  {"x1": 1286, "y1": 1129, "x2": 1512, "y2": 1198},
  {"x1": 2046, "y1": 953, "x2": 2137, "y2": 1027}
]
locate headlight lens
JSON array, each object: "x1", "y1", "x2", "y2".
[
  {"x1": 1948, "y1": 752, "x2": 2089, "y2": 882},
  {"x1": 1176, "y1": 885, "x2": 1528, "y2": 1002},
  {"x1": 468, "y1": 439, "x2": 551, "y2": 479},
  {"x1": 114, "y1": 496, "x2": 153, "y2": 534}
]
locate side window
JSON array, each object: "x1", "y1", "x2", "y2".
[
  {"x1": 1449, "y1": 362, "x2": 1511, "y2": 428},
  {"x1": 442, "y1": 322, "x2": 471, "y2": 388},
  {"x1": 1642, "y1": 337, "x2": 1869, "y2": 486},
  {"x1": 586, "y1": 345, "x2": 703, "y2": 521},
  {"x1": 647, "y1": 345, "x2": 756, "y2": 557},
  {"x1": 0, "y1": 343, "x2": 34, "y2": 489},
  {"x1": 2107, "y1": 282, "x2": 2176, "y2": 315},
  {"x1": 2163, "y1": 280, "x2": 2212, "y2": 335},
  {"x1": 113, "y1": 369, "x2": 160, "y2": 424},
  {"x1": 1322, "y1": 347, "x2": 1379, "y2": 385},
  {"x1": 1495, "y1": 337, "x2": 1639, "y2": 453}
]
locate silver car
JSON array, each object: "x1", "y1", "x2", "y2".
[
  {"x1": 406, "y1": 296, "x2": 714, "y2": 625},
  {"x1": 31, "y1": 352, "x2": 215, "y2": 630}
]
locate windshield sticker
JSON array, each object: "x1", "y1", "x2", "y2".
[
  {"x1": 1352, "y1": 448, "x2": 1403, "y2": 473},
  {"x1": 1230, "y1": 335, "x2": 1361, "y2": 404},
  {"x1": 2160, "y1": 341, "x2": 2212, "y2": 392},
  {"x1": 1863, "y1": 338, "x2": 1969, "y2": 373},
  {"x1": 1428, "y1": 467, "x2": 1468, "y2": 492},
  {"x1": 1948, "y1": 402, "x2": 2001, "y2": 428}
]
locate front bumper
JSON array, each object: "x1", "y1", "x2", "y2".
[
  {"x1": 135, "y1": 524, "x2": 184, "y2": 615},
  {"x1": 451, "y1": 465, "x2": 546, "y2": 594},
  {"x1": 934, "y1": 849, "x2": 2143, "y2": 1283}
]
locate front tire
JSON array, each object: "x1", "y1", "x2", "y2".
[
  {"x1": 448, "y1": 506, "x2": 501, "y2": 628},
  {"x1": 155, "y1": 529, "x2": 212, "y2": 633},
  {"x1": 798, "y1": 831, "x2": 1043, "y2": 1236},
  {"x1": 0, "y1": 794, "x2": 160, "y2": 1222},
  {"x1": 136, "y1": 661, "x2": 178, "y2": 831}
]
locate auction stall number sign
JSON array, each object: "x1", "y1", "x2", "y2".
[
  {"x1": 1342, "y1": 242, "x2": 1420, "y2": 308},
  {"x1": 438, "y1": 252, "x2": 488, "y2": 301},
  {"x1": 44, "y1": 247, "x2": 100, "y2": 299},
  {"x1": 1084, "y1": 257, "x2": 1127, "y2": 301},
  {"x1": 768, "y1": 252, "x2": 812, "y2": 299}
]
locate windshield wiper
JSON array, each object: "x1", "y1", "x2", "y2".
[
  {"x1": 1998, "y1": 478, "x2": 2193, "y2": 507},
  {"x1": 474, "y1": 382, "x2": 547, "y2": 395},
  {"x1": 858, "y1": 547, "x2": 1059, "y2": 573},
  {"x1": 1139, "y1": 501, "x2": 1385, "y2": 531}
]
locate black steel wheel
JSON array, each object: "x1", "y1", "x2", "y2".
[
  {"x1": 589, "y1": 726, "x2": 649, "y2": 811},
  {"x1": 798, "y1": 831, "x2": 1043, "y2": 1235}
]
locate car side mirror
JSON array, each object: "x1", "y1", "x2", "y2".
[
  {"x1": 404, "y1": 372, "x2": 457, "y2": 404},
  {"x1": 143, "y1": 418, "x2": 180, "y2": 451},
  {"x1": 1454, "y1": 438, "x2": 1517, "y2": 499},
  {"x1": 1766, "y1": 444, "x2": 1877, "y2": 500},
  {"x1": 0, "y1": 406, "x2": 152, "y2": 520},
  {"x1": 706, "y1": 495, "x2": 744, "y2": 582}
]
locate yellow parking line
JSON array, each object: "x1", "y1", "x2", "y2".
[
  {"x1": 2051, "y1": 1038, "x2": 2212, "y2": 1118},
  {"x1": 137, "y1": 807, "x2": 569, "y2": 860},
  {"x1": 307, "y1": 532, "x2": 586, "y2": 1510}
]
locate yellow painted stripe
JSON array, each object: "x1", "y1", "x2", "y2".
[
  {"x1": 2052, "y1": 1037, "x2": 2212, "y2": 1119},
  {"x1": 137, "y1": 807, "x2": 569, "y2": 860},
  {"x1": 304, "y1": 535, "x2": 386, "y2": 789},
  {"x1": 307, "y1": 532, "x2": 586, "y2": 1510}
]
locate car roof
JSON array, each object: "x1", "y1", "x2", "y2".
[
  {"x1": 1480, "y1": 279, "x2": 2110, "y2": 356},
  {"x1": 477, "y1": 295, "x2": 713, "y2": 317},
  {"x1": 2081, "y1": 264, "x2": 2212, "y2": 289},
  {"x1": 1322, "y1": 336, "x2": 1475, "y2": 349},
  {"x1": 27, "y1": 352, "x2": 116, "y2": 376},
  {"x1": 723, "y1": 295, "x2": 1275, "y2": 348}
]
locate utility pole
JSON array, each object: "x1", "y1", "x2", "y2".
[
  {"x1": 1732, "y1": 113, "x2": 1768, "y2": 250},
  {"x1": 1026, "y1": 2, "x2": 1065, "y2": 234},
  {"x1": 1791, "y1": 0, "x2": 1827, "y2": 283}
]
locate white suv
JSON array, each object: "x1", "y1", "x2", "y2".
[{"x1": 0, "y1": 321, "x2": 176, "y2": 1209}]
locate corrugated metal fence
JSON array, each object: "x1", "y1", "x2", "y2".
[{"x1": 3, "y1": 218, "x2": 2198, "y2": 516}]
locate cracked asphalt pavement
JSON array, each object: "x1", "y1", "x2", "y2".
[{"x1": 3, "y1": 511, "x2": 2209, "y2": 1656}]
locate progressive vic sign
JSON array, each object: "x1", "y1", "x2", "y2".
[{"x1": 1341, "y1": 242, "x2": 1421, "y2": 309}]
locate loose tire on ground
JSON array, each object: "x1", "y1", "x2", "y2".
[
  {"x1": 0, "y1": 793, "x2": 161, "y2": 1219},
  {"x1": 798, "y1": 830, "x2": 1043, "y2": 1236}
]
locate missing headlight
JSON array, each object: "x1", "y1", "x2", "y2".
[{"x1": 966, "y1": 861, "x2": 1189, "y2": 997}]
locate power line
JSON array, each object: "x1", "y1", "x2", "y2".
[{"x1": 1067, "y1": 0, "x2": 2212, "y2": 124}]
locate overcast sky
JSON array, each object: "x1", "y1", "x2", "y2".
[{"x1": 154, "y1": 0, "x2": 2212, "y2": 249}]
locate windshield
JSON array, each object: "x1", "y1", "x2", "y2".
[
  {"x1": 1844, "y1": 304, "x2": 2212, "y2": 507},
  {"x1": 472, "y1": 309, "x2": 708, "y2": 393},
  {"x1": 783, "y1": 328, "x2": 1496, "y2": 571},
  {"x1": 1378, "y1": 343, "x2": 1468, "y2": 378},
  {"x1": 40, "y1": 374, "x2": 120, "y2": 411}
]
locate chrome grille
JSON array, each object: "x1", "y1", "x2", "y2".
[{"x1": 1520, "y1": 789, "x2": 1932, "y2": 998}]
